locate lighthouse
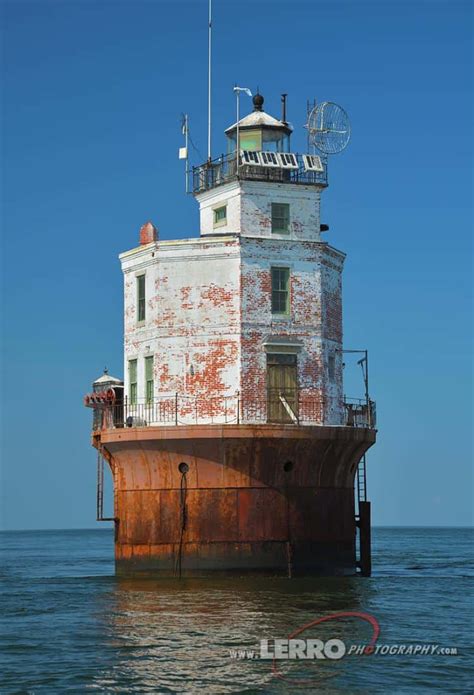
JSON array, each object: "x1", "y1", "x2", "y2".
[{"x1": 85, "y1": 92, "x2": 376, "y2": 576}]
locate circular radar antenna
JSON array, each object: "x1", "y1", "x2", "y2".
[{"x1": 308, "y1": 102, "x2": 351, "y2": 154}]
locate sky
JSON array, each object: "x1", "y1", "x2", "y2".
[{"x1": 1, "y1": 0, "x2": 472, "y2": 530}]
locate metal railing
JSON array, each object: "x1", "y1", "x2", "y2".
[
  {"x1": 192, "y1": 152, "x2": 328, "y2": 194},
  {"x1": 343, "y1": 398, "x2": 377, "y2": 429},
  {"x1": 91, "y1": 393, "x2": 376, "y2": 431}
]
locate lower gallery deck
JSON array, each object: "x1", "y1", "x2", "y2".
[{"x1": 97, "y1": 424, "x2": 376, "y2": 576}]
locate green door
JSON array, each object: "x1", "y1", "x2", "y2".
[{"x1": 267, "y1": 354, "x2": 298, "y2": 423}]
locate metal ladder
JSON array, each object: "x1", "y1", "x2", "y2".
[
  {"x1": 356, "y1": 454, "x2": 367, "y2": 511},
  {"x1": 96, "y1": 446, "x2": 115, "y2": 522},
  {"x1": 355, "y1": 454, "x2": 371, "y2": 575}
]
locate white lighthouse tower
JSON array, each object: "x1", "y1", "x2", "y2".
[
  {"x1": 122, "y1": 93, "x2": 344, "y2": 427},
  {"x1": 87, "y1": 91, "x2": 376, "y2": 577}
]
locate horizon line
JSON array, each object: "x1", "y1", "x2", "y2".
[{"x1": 1, "y1": 524, "x2": 473, "y2": 533}]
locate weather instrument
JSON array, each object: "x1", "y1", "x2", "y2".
[{"x1": 307, "y1": 101, "x2": 351, "y2": 155}]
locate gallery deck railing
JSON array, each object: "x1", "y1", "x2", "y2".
[
  {"x1": 91, "y1": 393, "x2": 376, "y2": 431},
  {"x1": 192, "y1": 152, "x2": 328, "y2": 193}
]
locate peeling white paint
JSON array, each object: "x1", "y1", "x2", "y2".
[{"x1": 120, "y1": 168, "x2": 345, "y2": 426}]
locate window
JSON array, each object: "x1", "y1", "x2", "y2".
[
  {"x1": 129, "y1": 359, "x2": 137, "y2": 405},
  {"x1": 271, "y1": 267, "x2": 290, "y2": 315},
  {"x1": 239, "y1": 128, "x2": 262, "y2": 152},
  {"x1": 145, "y1": 356, "x2": 154, "y2": 404},
  {"x1": 271, "y1": 203, "x2": 290, "y2": 234},
  {"x1": 328, "y1": 354, "x2": 335, "y2": 381},
  {"x1": 213, "y1": 205, "x2": 227, "y2": 228},
  {"x1": 137, "y1": 275, "x2": 146, "y2": 322}
]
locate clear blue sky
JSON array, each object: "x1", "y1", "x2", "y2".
[{"x1": 1, "y1": 0, "x2": 472, "y2": 530}]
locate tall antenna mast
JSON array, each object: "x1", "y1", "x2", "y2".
[{"x1": 207, "y1": 0, "x2": 212, "y2": 160}]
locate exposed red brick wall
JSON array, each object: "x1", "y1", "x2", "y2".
[{"x1": 139, "y1": 221, "x2": 158, "y2": 245}]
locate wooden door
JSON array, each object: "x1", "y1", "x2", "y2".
[{"x1": 267, "y1": 354, "x2": 298, "y2": 423}]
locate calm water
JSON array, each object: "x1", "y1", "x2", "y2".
[{"x1": 0, "y1": 528, "x2": 473, "y2": 693}]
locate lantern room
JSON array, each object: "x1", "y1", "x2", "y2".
[
  {"x1": 192, "y1": 92, "x2": 327, "y2": 195},
  {"x1": 225, "y1": 93, "x2": 292, "y2": 153}
]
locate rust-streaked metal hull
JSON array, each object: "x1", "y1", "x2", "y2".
[{"x1": 96, "y1": 424, "x2": 375, "y2": 576}]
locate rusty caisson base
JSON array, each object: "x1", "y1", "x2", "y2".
[{"x1": 96, "y1": 424, "x2": 375, "y2": 577}]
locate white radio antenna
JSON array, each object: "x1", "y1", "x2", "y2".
[{"x1": 207, "y1": 0, "x2": 212, "y2": 161}]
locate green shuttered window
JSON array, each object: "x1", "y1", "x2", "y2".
[
  {"x1": 137, "y1": 275, "x2": 146, "y2": 322},
  {"x1": 213, "y1": 205, "x2": 227, "y2": 227},
  {"x1": 271, "y1": 267, "x2": 290, "y2": 315},
  {"x1": 145, "y1": 356, "x2": 154, "y2": 404},
  {"x1": 129, "y1": 359, "x2": 137, "y2": 405},
  {"x1": 271, "y1": 203, "x2": 290, "y2": 234}
]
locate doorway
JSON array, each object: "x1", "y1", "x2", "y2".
[{"x1": 267, "y1": 353, "x2": 298, "y2": 423}]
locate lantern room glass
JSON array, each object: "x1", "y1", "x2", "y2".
[{"x1": 227, "y1": 128, "x2": 291, "y2": 155}]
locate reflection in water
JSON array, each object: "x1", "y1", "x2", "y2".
[{"x1": 94, "y1": 577, "x2": 374, "y2": 693}]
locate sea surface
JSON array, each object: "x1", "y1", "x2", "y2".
[{"x1": 0, "y1": 527, "x2": 472, "y2": 694}]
